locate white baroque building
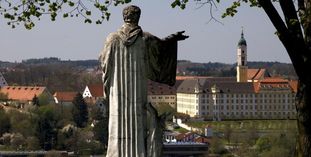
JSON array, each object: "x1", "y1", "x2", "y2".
[
  {"x1": 176, "y1": 31, "x2": 297, "y2": 120},
  {"x1": 176, "y1": 77, "x2": 297, "y2": 120}
]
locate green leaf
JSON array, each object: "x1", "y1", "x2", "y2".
[
  {"x1": 63, "y1": 13, "x2": 69, "y2": 18},
  {"x1": 68, "y1": 1, "x2": 75, "y2": 7},
  {"x1": 86, "y1": 11, "x2": 91, "y2": 16}
]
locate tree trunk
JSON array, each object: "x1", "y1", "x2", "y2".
[
  {"x1": 257, "y1": 1, "x2": 311, "y2": 156},
  {"x1": 296, "y1": 80, "x2": 311, "y2": 157}
]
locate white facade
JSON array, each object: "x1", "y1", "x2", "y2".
[
  {"x1": 177, "y1": 93, "x2": 198, "y2": 117},
  {"x1": 82, "y1": 86, "x2": 92, "y2": 98},
  {"x1": 177, "y1": 87, "x2": 296, "y2": 120},
  {"x1": 0, "y1": 72, "x2": 8, "y2": 87},
  {"x1": 148, "y1": 95, "x2": 176, "y2": 108}
]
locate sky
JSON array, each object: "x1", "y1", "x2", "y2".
[{"x1": 0, "y1": 1, "x2": 291, "y2": 63}]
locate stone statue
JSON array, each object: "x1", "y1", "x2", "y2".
[{"x1": 99, "y1": 5, "x2": 188, "y2": 157}]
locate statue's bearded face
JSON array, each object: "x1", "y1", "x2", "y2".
[{"x1": 123, "y1": 5, "x2": 141, "y2": 24}]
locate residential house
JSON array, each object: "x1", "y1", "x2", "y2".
[
  {"x1": 53, "y1": 91, "x2": 78, "y2": 106},
  {"x1": 82, "y1": 83, "x2": 104, "y2": 102},
  {"x1": 0, "y1": 86, "x2": 53, "y2": 108},
  {"x1": 147, "y1": 80, "x2": 180, "y2": 109},
  {"x1": 0, "y1": 72, "x2": 8, "y2": 87},
  {"x1": 82, "y1": 83, "x2": 108, "y2": 116}
]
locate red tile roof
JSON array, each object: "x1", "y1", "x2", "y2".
[
  {"x1": 260, "y1": 77, "x2": 288, "y2": 83},
  {"x1": 247, "y1": 68, "x2": 266, "y2": 81},
  {"x1": 148, "y1": 80, "x2": 177, "y2": 95},
  {"x1": 254, "y1": 77, "x2": 297, "y2": 93},
  {"x1": 87, "y1": 84, "x2": 104, "y2": 97},
  {"x1": 0, "y1": 86, "x2": 47, "y2": 101},
  {"x1": 176, "y1": 76, "x2": 210, "y2": 80},
  {"x1": 53, "y1": 91, "x2": 78, "y2": 102},
  {"x1": 289, "y1": 80, "x2": 298, "y2": 93}
]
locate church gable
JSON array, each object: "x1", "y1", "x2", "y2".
[
  {"x1": 82, "y1": 86, "x2": 92, "y2": 98},
  {"x1": 0, "y1": 72, "x2": 8, "y2": 87}
]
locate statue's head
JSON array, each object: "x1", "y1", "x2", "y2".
[{"x1": 123, "y1": 5, "x2": 141, "y2": 25}]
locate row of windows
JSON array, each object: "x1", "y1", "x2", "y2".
[
  {"x1": 152, "y1": 102, "x2": 175, "y2": 105},
  {"x1": 199, "y1": 93, "x2": 295, "y2": 99},
  {"x1": 200, "y1": 98, "x2": 294, "y2": 104},
  {"x1": 200, "y1": 104, "x2": 295, "y2": 110},
  {"x1": 201, "y1": 111, "x2": 296, "y2": 116},
  {"x1": 150, "y1": 96, "x2": 175, "y2": 100}
]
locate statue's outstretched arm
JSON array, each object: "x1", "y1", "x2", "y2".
[{"x1": 164, "y1": 31, "x2": 189, "y2": 41}]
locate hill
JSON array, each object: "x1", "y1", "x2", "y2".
[
  {"x1": 0, "y1": 58, "x2": 297, "y2": 93},
  {"x1": 177, "y1": 60, "x2": 297, "y2": 79}
]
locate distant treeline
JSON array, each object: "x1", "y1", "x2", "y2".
[
  {"x1": 177, "y1": 60, "x2": 297, "y2": 79},
  {"x1": 21, "y1": 57, "x2": 99, "y2": 68},
  {"x1": 0, "y1": 58, "x2": 297, "y2": 93}
]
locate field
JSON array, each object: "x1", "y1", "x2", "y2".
[
  {"x1": 185, "y1": 120, "x2": 297, "y2": 133},
  {"x1": 184, "y1": 120, "x2": 298, "y2": 157}
]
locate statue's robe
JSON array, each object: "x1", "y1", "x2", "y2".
[{"x1": 100, "y1": 23, "x2": 177, "y2": 157}]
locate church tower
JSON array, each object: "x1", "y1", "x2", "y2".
[{"x1": 236, "y1": 30, "x2": 248, "y2": 82}]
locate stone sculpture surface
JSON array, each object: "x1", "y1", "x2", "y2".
[{"x1": 99, "y1": 5, "x2": 188, "y2": 157}]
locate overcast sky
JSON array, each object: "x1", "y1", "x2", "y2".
[{"x1": 0, "y1": 1, "x2": 291, "y2": 63}]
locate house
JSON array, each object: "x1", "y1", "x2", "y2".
[
  {"x1": 0, "y1": 86, "x2": 53, "y2": 108},
  {"x1": 147, "y1": 80, "x2": 180, "y2": 109},
  {"x1": 0, "y1": 72, "x2": 8, "y2": 87},
  {"x1": 82, "y1": 84, "x2": 104, "y2": 104},
  {"x1": 53, "y1": 91, "x2": 78, "y2": 106},
  {"x1": 82, "y1": 84, "x2": 109, "y2": 117},
  {"x1": 163, "y1": 131, "x2": 209, "y2": 156}
]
